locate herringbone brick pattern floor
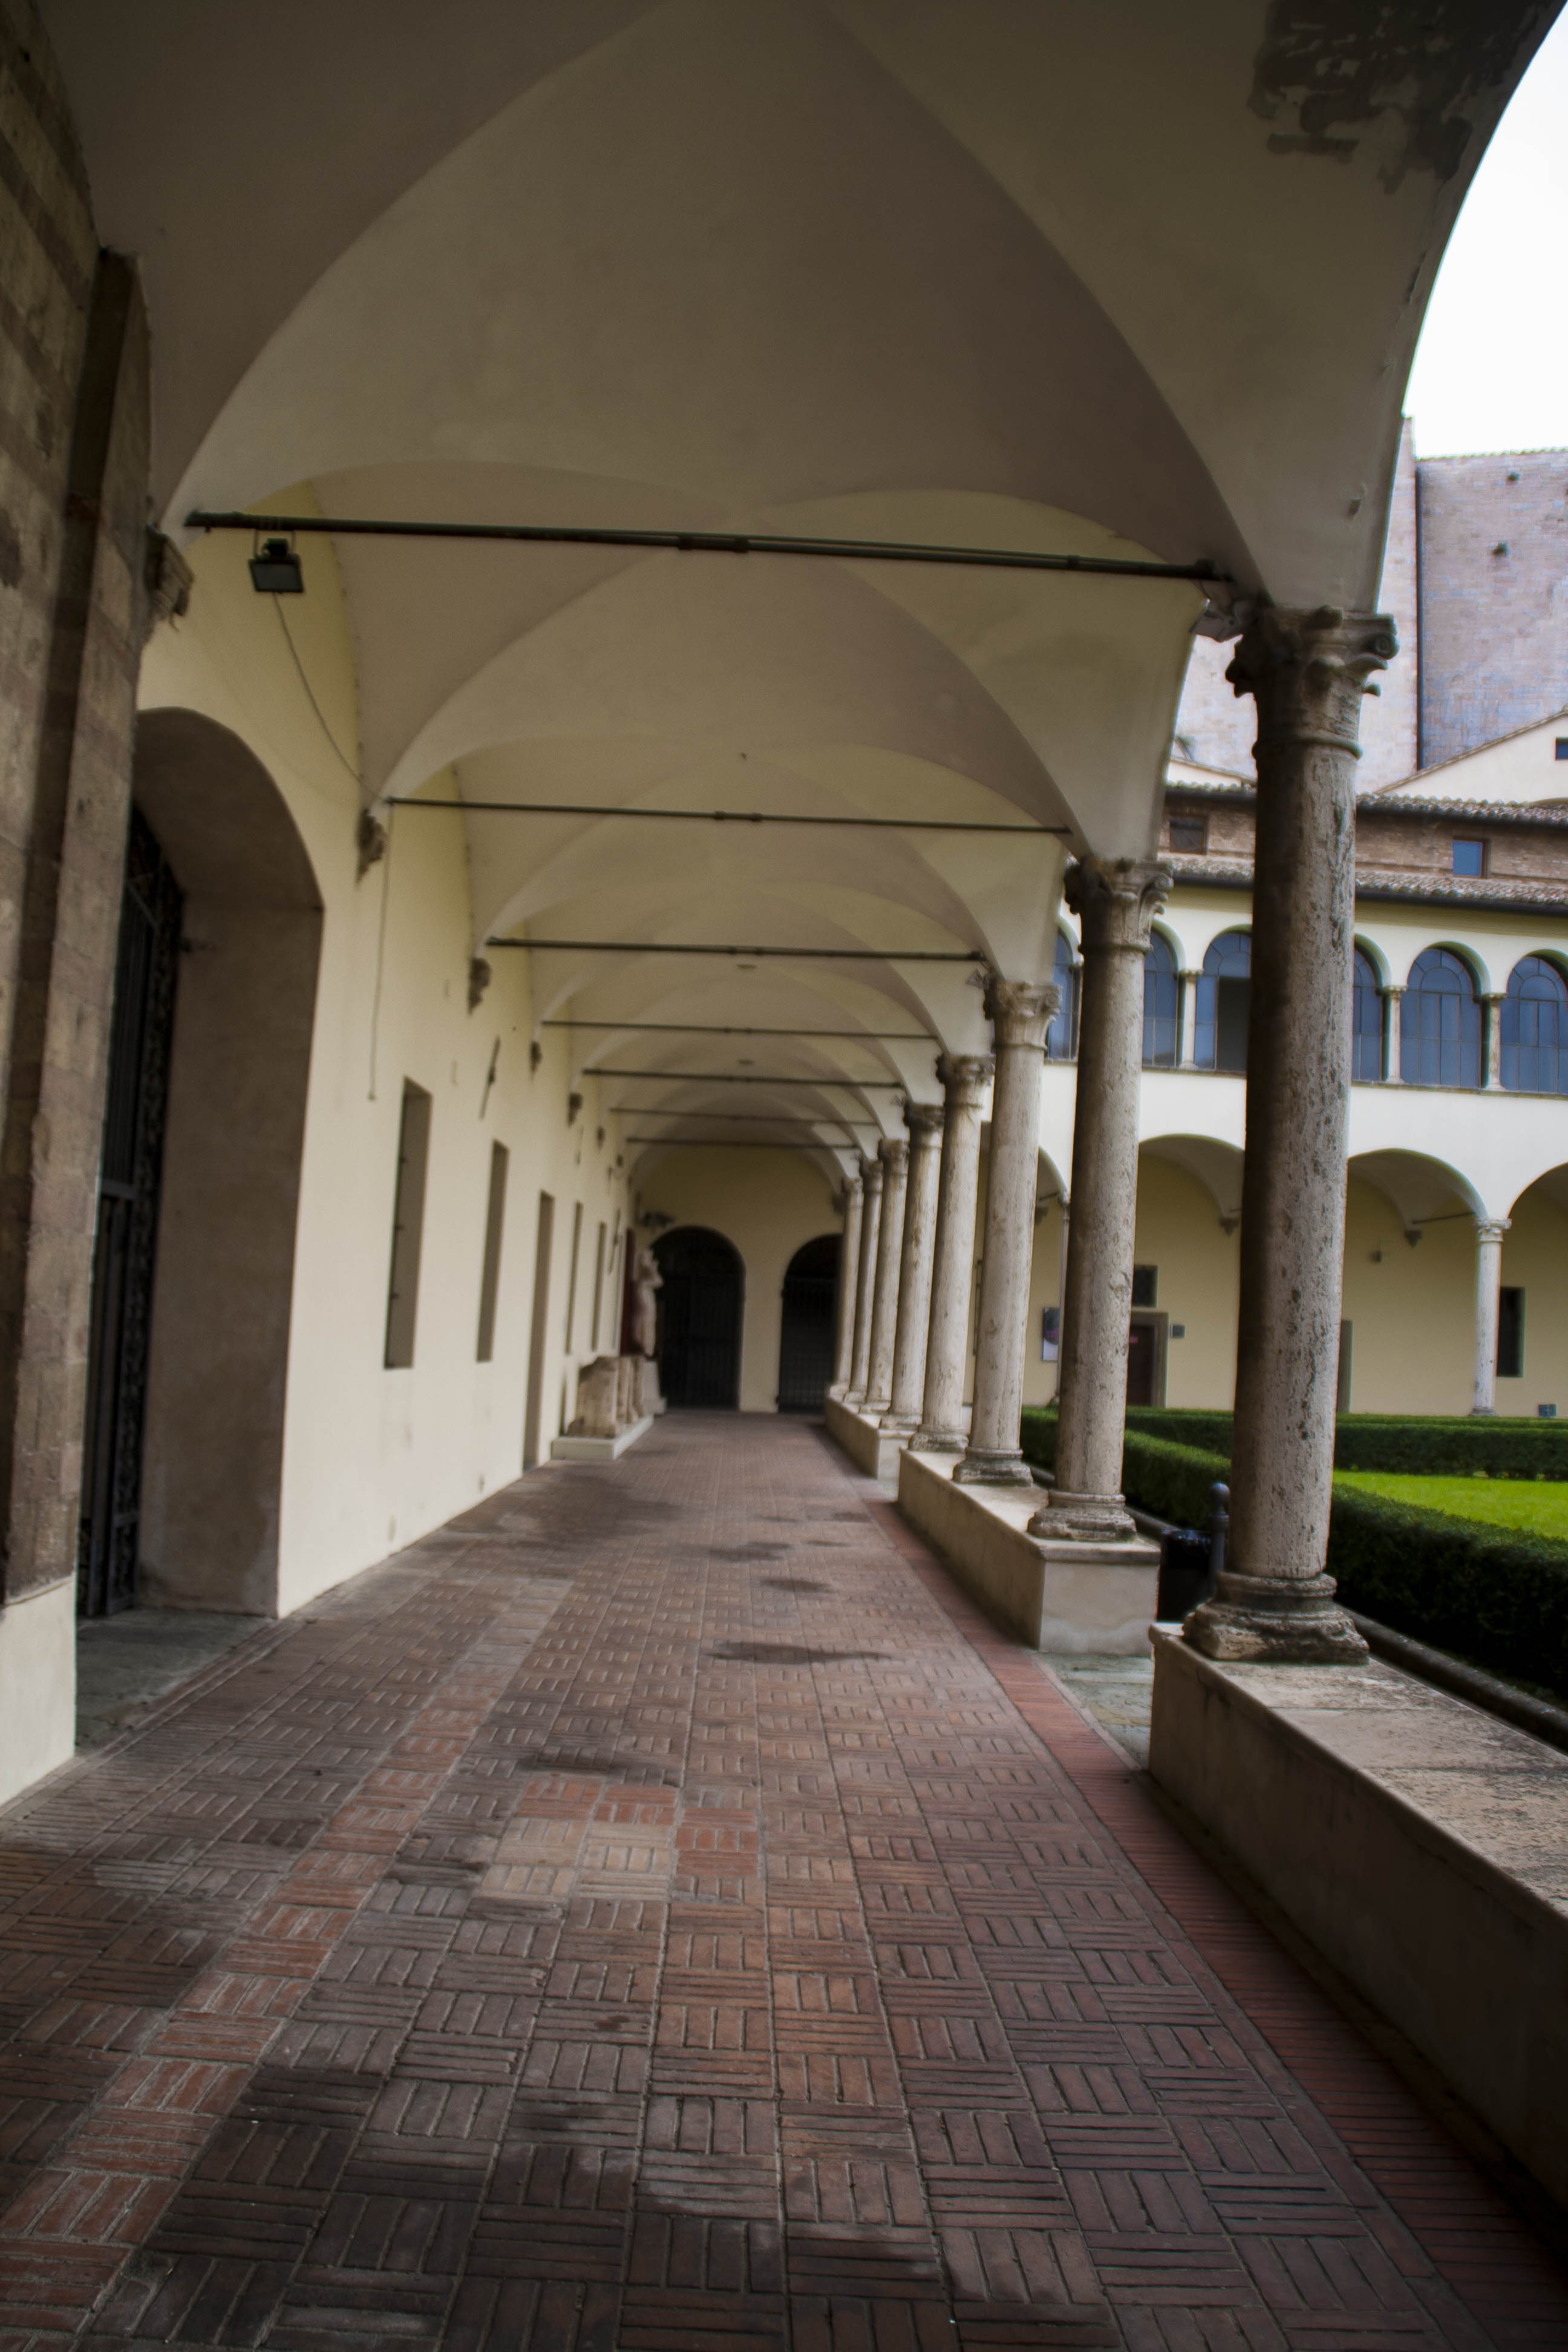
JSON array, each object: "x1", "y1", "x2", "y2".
[{"x1": 0, "y1": 1414, "x2": 1563, "y2": 2348}]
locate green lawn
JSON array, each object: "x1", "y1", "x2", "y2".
[{"x1": 1336, "y1": 1471, "x2": 1568, "y2": 1542}]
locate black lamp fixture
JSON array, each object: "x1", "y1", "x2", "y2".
[{"x1": 249, "y1": 532, "x2": 304, "y2": 593}]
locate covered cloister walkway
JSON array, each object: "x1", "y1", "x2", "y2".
[{"x1": 1, "y1": 1416, "x2": 1563, "y2": 2349}]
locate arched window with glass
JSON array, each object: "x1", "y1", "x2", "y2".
[
  {"x1": 1143, "y1": 932, "x2": 1179, "y2": 1067},
  {"x1": 1045, "y1": 928, "x2": 1078, "y2": 1060},
  {"x1": 1194, "y1": 931, "x2": 1250, "y2": 1071},
  {"x1": 1501, "y1": 955, "x2": 1568, "y2": 1094},
  {"x1": 1351, "y1": 949, "x2": 1383, "y2": 1082},
  {"x1": 1400, "y1": 947, "x2": 1481, "y2": 1087}
]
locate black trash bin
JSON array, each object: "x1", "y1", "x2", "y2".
[
  {"x1": 1154, "y1": 1482, "x2": 1227, "y2": 1623},
  {"x1": 1155, "y1": 1527, "x2": 1213, "y2": 1622}
]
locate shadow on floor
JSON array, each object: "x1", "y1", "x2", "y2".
[{"x1": 76, "y1": 1605, "x2": 267, "y2": 1748}]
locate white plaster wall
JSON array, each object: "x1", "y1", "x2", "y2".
[
  {"x1": 635, "y1": 1147, "x2": 841, "y2": 1413},
  {"x1": 0, "y1": 1582, "x2": 75, "y2": 1808},
  {"x1": 139, "y1": 511, "x2": 630, "y2": 1615}
]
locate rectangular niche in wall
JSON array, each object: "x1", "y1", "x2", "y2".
[
  {"x1": 476, "y1": 1141, "x2": 509, "y2": 1363},
  {"x1": 1498, "y1": 1287, "x2": 1525, "y2": 1380},
  {"x1": 564, "y1": 1200, "x2": 584, "y2": 1349},
  {"x1": 591, "y1": 1220, "x2": 607, "y2": 1350},
  {"x1": 384, "y1": 1080, "x2": 432, "y2": 1369}
]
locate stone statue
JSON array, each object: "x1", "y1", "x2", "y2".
[{"x1": 631, "y1": 1244, "x2": 662, "y2": 1358}]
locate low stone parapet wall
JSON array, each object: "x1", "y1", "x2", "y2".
[
  {"x1": 1150, "y1": 1633, "x2": 1568, "y2": 2209},
  {"x1": 823, "y1": 1394, "x2": 905, "y2": 1480},
  {"x1": 897, "y1": 1447, "x2": 1158, "y2": 1653}
]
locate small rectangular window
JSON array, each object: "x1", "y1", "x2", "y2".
[
  {"x1": 564, "y1": 1200, "x2": 584, "y2": 1349},
  {"x1": 590, "y1": 1221, "x2": 607, "y2": 1350},
  {"x1": 475, "y1": 1141, "x2": 509, "y2": 1362},
  {"x1": 1131, "y1": 1264, "x2": 1158, "y2": 1308},
  {"x1": 1336, "y1": 1321, "x2": 1353, "y2": 1413},
  {"x1": 1452, "y1": 837, "x2": 1487, "y2": 877},
  {"x1": 384, "y1": 1081, "x2": 432, "y2": 1369},
  {"x1": 1555, "y1": 738, "x2": 1568, "y2": 761},
  {"x1": 1498, "y1": 1287, "x2": 1525, "y2": 1380},
  {"x1": 1168, "y1": 814, "x2": 1206, "y2": 854}
]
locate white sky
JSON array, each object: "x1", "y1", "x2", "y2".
[{"x1": 1405, "y1": 13, "x2": 1568, "y2": 456}]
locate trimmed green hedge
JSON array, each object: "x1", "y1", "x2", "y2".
[
  {"x1": 1117, "y1": 1406, "x2": 1568, "y2": 1481},
  {"x1": 1019, "y1": 1407, "x2": 1568, "y2": 1699}
]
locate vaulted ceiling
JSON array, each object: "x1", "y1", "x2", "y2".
[{"x1": 47, "y1": 0, "x2": 1557, "y2": 1175}]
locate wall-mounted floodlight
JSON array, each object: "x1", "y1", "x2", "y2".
[{"x1": 249, "y1": 534, "x2": 303, "y2": 593}]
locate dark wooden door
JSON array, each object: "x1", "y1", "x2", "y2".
[
  {"x1": 655, "y1": 1227, "x2": 742, "y2": 1408},
  {"x1": 777, "y1": 1234, "x2": 840, "y2": 1413},
  {"x1": 79, "y1": 810, "x2": 183, "y2": 1618},
  {"x1": 1126, "y1": 1317, "x2": 1157, "y2": 1408}
]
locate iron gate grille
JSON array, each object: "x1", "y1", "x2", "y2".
[{"x1": 78, "y1": 809, "x2": 182, "y2": 1618}]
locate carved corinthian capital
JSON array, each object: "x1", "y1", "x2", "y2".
[
  {"x1": 1226, "y1": 604, "x2": 1397, "y2": 756},
  {"x1": 936, "y1": 1052, "x2": 993, "y2": 1108},
  {"x1": 1065, "y1": 858, "x2": 1171, "y2": 952},
  {"x1": 982, "y1": 976, "x2": 1056, "y2": 1051}
]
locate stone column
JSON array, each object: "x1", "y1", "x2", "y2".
[
  {"x1": 882, "y1": 1103, "x2": 945, "y2": 1434},
  {"x1": 1185, "y1": 606, "x2": 1395, "y2": 1665},
  {"x1": 829, "y1": 1172, "x2": 863, "y2": 1396},
  {"x1": 1472, "y1": 1219, "x2": 1509, "y2": 1416},
  {"x1": 1482, "y1": 993, "x2": 1504, "y2": 1088},
  {"x1": 1033, "y1": 861, "x2": 1169, "y2": 1541},
  {"x1": 863, "y1": 1136, "x2": 909, "y2": 1414},
  {"x1": 954, "y1": 979, "x2": 1056, "y2": 1485},
  {"x1": 844, "y1": 1154, "x2": 883, "y2": 1404},
  {"x1": 1178, "y1": 971, "x2": 1200, "y2": 1068},
  {"x1": 910, "y1": 1055, "x2": 992, "y2": 1452},
  {"x1": 1382, "y1": 983, "x2": 1403, "y2": 1082},
  {"x1": 1053, "y1": 1197, "x2": 1071, "y2": 1402}
]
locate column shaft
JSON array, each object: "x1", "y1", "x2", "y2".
[
  {"x1": 1382, "y1": 984, "x2": 1403, "y2": 1082},
  {"x1": 910, "y1": 1056, "x2": 992, "y2": 1452},
  {"x1": 1483, "y1": 994, "x2": 1504, "y2": 1088},
  {"x1": 845, "y1": 1157, "x2": 882, "y2": 1403},
  {"x1": 955, "y1": 979, "x2": 1054, "y2": 1485},
  {"x1": 1186, "y1": 605, "x2": 1395, "y2": 1665},
  {"x1": 829, "y1": 1175, "x2": 863, "y2": 1395},
  {"x1": 1034, "y1": 861, "x2": 1169, "y2": 1541},
  {"x1": 1472, "y1": 1220, "x2": 1508, "y2": 1416},
  {"x1": 863, "y1": 1137, "x2": 908, "y2": 1413},
  {"x1": 883, "y1": 1104, "x2": 945, "y2": 1432},
  {"x1": 1178, "y1": 972, "x2": 1200, "y2": 1068}
]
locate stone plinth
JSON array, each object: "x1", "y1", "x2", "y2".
[
  {"x1": 898, "y1": 1449, "x2": 1158, "y2": 1653},
  {"x1": 1149, "y1": 1632, "x2": 1568, "y2": 2210},
  {"x1": 550, "y1": 1414, "x2": 655, "y2": 1463},
  {"x1": 823, "y1": 1393, "x2": 904, "y2": 1481}
]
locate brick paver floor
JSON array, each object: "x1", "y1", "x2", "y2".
[{"x1": 1, "y1": 1414, "x2": 1565, "y2": 2350}]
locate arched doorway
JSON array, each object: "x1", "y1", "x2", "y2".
[
  {"x1": 654, "y1": 1227, "x2": 743, "y2": 1408},
  {"x1": 777, "y1": 1234, "x2": 841, "y2": 1413},
  {"x1": 107, "y1": 710, "x2": 324, "y2": 1616}
]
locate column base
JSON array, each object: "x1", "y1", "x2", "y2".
[
  {"x1": 909, "y1": 1428, "x2": 967, "y2": 1454},
  {"x1": 878, "y1": 1411, "x2": 921, "y2": 1437},
  {"x1": 952, "y1": 1448, "x2": 1034, "y2": 1488},
  {"x1": 1028, "y1": 1488, "x2": 1136, "y2": 1542},
  {"x1": 1183, "y1": 1571, "x2": 1369, "y2": 1666}
]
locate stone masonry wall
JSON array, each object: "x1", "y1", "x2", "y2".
[
  {"x1": 0, "y1": 1, "x2": 95, "y2": 1125},
  {"x1": 0, "y1": 4, "x2": 152, "y2": 1606},
  {"x1": 1417, "y1": 448, "x2": 1568, "y2": 769}
]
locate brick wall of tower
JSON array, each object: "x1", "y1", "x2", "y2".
[{"x1": 1416, "y1": 449, "x2": 1568, "y2": 769}]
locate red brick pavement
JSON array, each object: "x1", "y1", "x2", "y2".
[{"x1": 0, "y1": 1413, "x2": 1562, "y2": 2350}]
